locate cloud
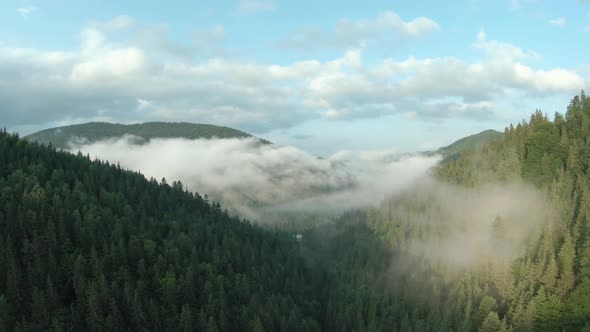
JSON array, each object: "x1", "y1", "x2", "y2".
[
  {"x1": 70, "y1": 47, "x2": 152, "y2": 81},
  {"x1": 585, "y1": 24, "x2": 590, "y2": 32},
  {"x1": 195, "y1": 25, "x2": 225, "y2": 46},
  {"x1": 68, "y1": 136, "x2": 440, "y2": 220},
  {"x1": 0, "y1": 24, "x2": 585, "y2": 134},
  {"x1": 103, "y1": 15, "x2": 135, "y2": 31},
  {"x1": 136, "y1": 25, "x2": 194, "y2": 60},
  {"x1": 279, "y1": 11, "x2": 440, "y2": 51},
  {"x1": 193, "y1": 25, "x2": 234, "y2": 57},
  {"x1": 548, "y1": 17, "x2": 566, "y2": 26},
  {"x1": 474, "y1": 29, "x2": 539, "y2": 60},
  {"x1": 235, "y1": 0, "x2": 277, "y2": 15},
  {"x1": 17, "y1": 6, "x2": 38, "y2": 17}
]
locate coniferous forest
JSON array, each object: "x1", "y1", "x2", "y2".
[
  {"x1": 2, "y1": 92, "x2": 590, "y2": 331},
  {"x1": 0, "y1": 132, "x2": 322, "y2": 331}
]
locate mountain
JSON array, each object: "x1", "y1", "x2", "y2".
[
  {"x1": 24, "y1": 122, "x2": 269, "y2": 148},
  {"x1": 436, "y1": 129, "x2": 504, "y2": 162},
  {"x1": 312, "y1": 92, "x2": 590, "y2": 331},
  {"x1": 5, "y1": 92, "x2": 590, "y2": 331},
  {"x1": 0, "y1": 130, "x2": 320, "y2": 331}
]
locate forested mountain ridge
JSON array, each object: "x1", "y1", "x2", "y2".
[
  {"x1": 436, "y1": 129, "x2": 504, "y2": 163},
  {"x1": 302, "y1": 92, "x2": 590, "y2": 331},
  {"x1": 432, "y1": 93, "x2": 590, "y2": 330},
  {"x1": 25, "y1": 122, "x2": 270, "y2": 149},
  {"x1": 0, "y1": 130, "x2": 320, "y2": 331}
]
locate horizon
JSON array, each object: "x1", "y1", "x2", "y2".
[{"x1": 21, "y1": 119, "x2": 504, "y2": 155}]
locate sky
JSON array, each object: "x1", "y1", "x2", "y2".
[{"x1": 1, "y1": 0, "x2": 589, "y2": 155}]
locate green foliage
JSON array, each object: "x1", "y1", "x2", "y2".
[
  {"x1": 300, "y1": 92, "x2": 590, "y2": 331},
  {"x1": 479, "y1": 311, "x2": 503, "y2": 332},
  {"x1": 0, "y1": 130, "x2": 316, "y2": 331},
  {"x1": 3, "y1": 90, "x2": 590, "y2": 331},
  {"x1": 437, "y1": 129, "x2": 504, "y2": 164}
]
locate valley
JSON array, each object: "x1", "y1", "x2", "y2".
[{"x1": 2, "y1": 93, "x2": 589, "y2": 330}]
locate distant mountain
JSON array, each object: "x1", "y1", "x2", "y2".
[
  {"x1": 25, "y1": 122, "x2": 269, "y2": 148},
  {"x1": 436, "y1": 129, "x2": 503, "y2": 162}
]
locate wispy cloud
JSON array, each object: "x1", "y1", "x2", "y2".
[
  {"x1": 104, "y1": 15, "x2": 135, "y2": 31},
  {"x1": 235, "y1": 0, "x2": 276, "y2": 15},
  {"x1": 278, "y1": 11, "x2": 440, "y2": 51},
  {"x1": 17, "y1": 6, "x2": 38, "y2": 17},
  {"x1": 474, "y1": 29, "x2": 539, "y2": 60},
  {"x1": 548, "y1": 17, "x2": 566, "y2": 26}
]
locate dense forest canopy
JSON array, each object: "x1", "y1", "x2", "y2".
[
  {"x1": 1, "y1": 92, "x2": 590, "y2": 331},
  {"x1": 307, "y1": 91, "x2": 590, "y2": 331},
  {"x1": 0, "y1": 131, "x2": 321, "y2": 331}
]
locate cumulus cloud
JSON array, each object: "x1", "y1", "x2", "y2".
[
  {"x1": 279, "y1": 11, "x2": 439, "y2": 51},
  {"x1": 70, "y1": 47, "x2": 152, "y2": 81},
  {"x1": 0, "y1": 21, "x2": 586, "y2": 134},
  {"x1": 68, "y1": 136, "x2": 440, "y2": 220},
  {"x1": 235, "y1": 0, "x2": 277, "y2": 15},
  {"x1": 17, "y1": 6, "x2": 38, "y2": 17}
]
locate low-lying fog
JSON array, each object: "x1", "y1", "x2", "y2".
[
  {"x1": 69, "y1": 136, "x2": 440, "y2": 220},
  {"x1": 71, "y1": 135, "x2": 554, "y2": 270}
]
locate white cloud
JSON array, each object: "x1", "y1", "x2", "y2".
[
  {"x1": 103, "y1": 15, "x2": 135, "y2": 30},
  {"x1": 0, "y1": 25, "x2": 585, "y2": 133},
  {"x1": 137, "y1": 99, "x2": 152, "y2": 110},
  {"x1": 17, "y1": 6, "x2": 38, "y2": 17},
  {"x1": 585, "y1": 24, "x2": 590, "y2": 32},
  {"x1": 70, "y1": 47, "x2": 152, "y2": 81},
  {"x1": 235, "y1": 0, "x2": 277, "y2": 15},
  {"x1": 338, "y1": 11, "x2": 440, "y2": 38},
  {"x1": 474, "y1": 29, "x2": 539, "y2": 60},
  {"x1": 548, "y1": 17, "x2": 566, "y2": 26},
  {"x1": 81, "y1": 28, "x2": 106, "y2": 53},
  {"x1": 279, "y1": 11, "x2": 439, "y2": 51}
]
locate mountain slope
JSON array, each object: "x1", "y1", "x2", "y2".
[
  {"x1": 25, "y1": 122, "x2": 269, "y2": 148},
  {"x1": 295, "y1": 92, "x2": 590, "y2": 332},
  {"x1": 437, "y1": 129, "x2": 503, "y2": 162},
  {"x1": 0, "y1": 130, "x2": 319, "y2": 331}
]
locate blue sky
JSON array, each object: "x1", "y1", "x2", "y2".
[{"x1": 1, "y1": 0, "x2": 589, "y2": 154}]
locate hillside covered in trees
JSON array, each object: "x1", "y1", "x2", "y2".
[
  {"x1": 24, "y1": 122, "x2": 269, "y2": 149},
  {"x1": 436, "y1": 129, "x2": 504, "y2": 163},
  {"x1": 2, "y1": 92, "x2": 590, "y2": 331},
  {"x1": 299, "y1": 92, "x2": 590, "y2": 331},
  {"x1": 0, "y1": 131, "x2": 320, "y2": 331}
]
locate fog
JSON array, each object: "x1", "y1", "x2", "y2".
[
  {"x1": 69, "y1": 136, "x2": 441, "y2": 220},
  {"x1": 70, "y1": 135, "x2": 553, "y2": 271},
  {"x1": 380, "y1": 178, "x2": 554, "y2": 269}
]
